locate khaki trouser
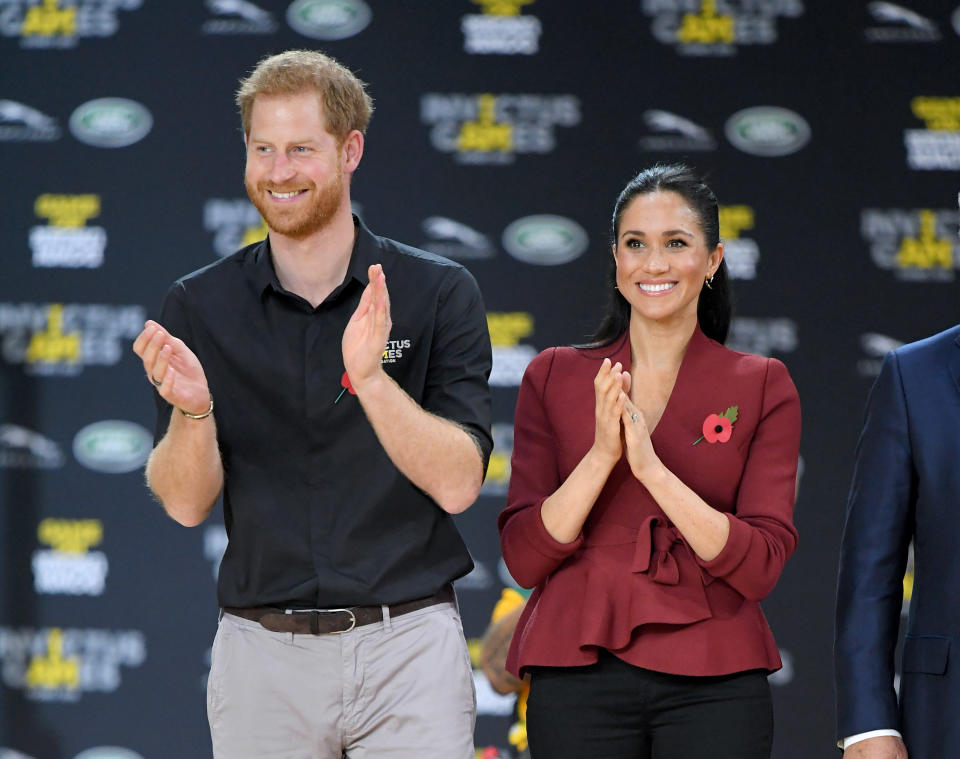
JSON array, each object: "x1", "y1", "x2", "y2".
[{"x1": 208, "y1": 600, "x2": 476, "y2": 758}]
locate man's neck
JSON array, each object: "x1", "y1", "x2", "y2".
[{"x1": 268, "y1": 208, "x2": 357, "y2": 309}]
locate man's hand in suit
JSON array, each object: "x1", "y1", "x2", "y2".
[{"x1": 843, "y1": 736, "x2": 907, "y2": 759}]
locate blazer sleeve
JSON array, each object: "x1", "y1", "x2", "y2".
[
  {"x1": 696, "y1": 357, "x2": 801, "y2": 601},
  {"x1": 834, "y1": 351, "x2": 914, "y2": 740},
  {"x1": 498, "y1": 348, "x2": 584, "y2": 589}
]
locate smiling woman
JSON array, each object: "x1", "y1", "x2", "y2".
[
  {"x1": 594, "y1": 163, "x2": 732, "y2": 347},
  {"x1": 499, "y1": 164, "x2": 802, "y2": 759}
]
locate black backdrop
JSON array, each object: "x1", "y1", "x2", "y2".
[{"x1": 2, "y1": 1, "x2": 959, "y2": 757}]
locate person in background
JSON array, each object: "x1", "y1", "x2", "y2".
[
  {"x1": 480, "y1": 586, "x2": 532, "y2": 758},
  {"x1": 834, "y1": 195, "x2": 960, "y2": 758},
  {"x1": 132, "y1": 49, "x2": 491, "y2": 759},
  {"x1": 499, "y1": 164, "x2": 801, "y2": 758}
]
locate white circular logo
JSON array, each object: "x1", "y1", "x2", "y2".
[
  {"x1": 72, "y1": 420, "x2": 153, "y2": 474},
  {"x1": 502, "y1": 214, "x2": 588, "y2": 265},
  {"x1": 286, "y1": 0, "x2": 371, "y2": 40},
  {"x1": 724, "y1": 106, "x2": 810, "y2": 157},
  {"x1": 74, "y1": 749, "x2": 145, "y2": 759},
  {"x1": 69, "y1": 98, "x2": 153, "y2": 148}
]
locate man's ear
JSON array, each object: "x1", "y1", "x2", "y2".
[{"x1": 342, "y1": 130, "x2": 364, "y2": 174}]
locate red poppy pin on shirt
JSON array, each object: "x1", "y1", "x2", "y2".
[
  {"x1": 334, "y1": 371, "x2": 356, "y2": 404},
  {"x1": 693, "y1": 406, "x2": 739, "y2": 445}
]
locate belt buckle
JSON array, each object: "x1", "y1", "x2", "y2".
[{"x1": 324, "y1": 608, "x2": 356, "y2": 634}]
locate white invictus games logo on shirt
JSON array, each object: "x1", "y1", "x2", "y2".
[{"x1": 381, "y1": 339, "x2": 411, "y2": 364}]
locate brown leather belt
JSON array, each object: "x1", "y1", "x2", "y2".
[{"x1": 223, "y1": 584, "x2": 455, "y2": 635}]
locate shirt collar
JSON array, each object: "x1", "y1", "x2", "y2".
[{"x1": 247, "y1": 215, "x2": 382, "y2": 303}]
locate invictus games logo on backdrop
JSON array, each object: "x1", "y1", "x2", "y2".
[
  {"x1": 727, "y1": 317, "x2": 798, "y2": 356},
  {"x1": 421, "y1": 93, "x2": 581, "y2": 165},
  {"x1": 0, "y1": 626, "x2": 145, "y2": 701},
  {"x1": 0, "y1": 0, "x2": 143, "y2": 49},
  {"x1": 419, "y1": 217, "x2": 495, "y2": 260},
  {"x1": 30, "y1": 194, "x2": 106, "y2": 268},
  {"x1": 461, "y1": 0, "x2": 541, "y2": 55},
  {"x1": 69, "y1": 98, "x2": 152, "y2": 148},
  {"x1": 638, "y1": 0, "x2": 804, "y2": 56},
  {"x1": 32, "y1": 518, "x2": 108, "y2": 596},
  {"x1": 0, "y1": 100, "x2": 60, "y2": 142},
  {"x1": 904, "y1": 96, "x2": 960, "y2": 170},
  {"x1": 202, "y1": 0, "x2": 277, "y2": 34},
  {"x1": 286, "y1": 0, "x2": 370, "y2": 40},
  {"x1": 725, "y1": 106, "x2": 810, "y2": 157},
  {"x1": 861, "y1": 207, "x2": 960, "y2": 281},
  {"x1": 638, "y1": 109, "x2": 717, "y2": 152},
  {"x1": 487, "y1": 312, "x2": 536, "y2": 387},
  {"x1": 0, "y1": 302, "x2": 146, "y2": 376},
  {"x1": 502, "y1": 215, "x2": 588, "y2": 266},
  {"x1": 0, "y1": 425, "x2": 64, "y2": 469},
  {"x1": 480, "y1": 423, "x2": 514, "y2": 496},
  {"x1": 204, "y1": 198, "x2": 267, "y2": 257},
  {"x1": 864, "y1": 2, "x2": 940, "y2": 42},
  {"x1": 719, "y1": 205, "x2": 759, "y2": 279}
]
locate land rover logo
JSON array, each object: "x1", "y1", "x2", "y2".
[
  {"x1": 286, "y1": 0, "x2": 371, "y2": 40},
  {"x1": 74, "y1": 749, "x2": 145, "y2": 759},
  {"x1": 502, "y1": 215, "x2": 588, "y2": 265},
  {"x1": 724, "y1": 107, "x2": 810, "y2": 157},
  {"x1": 69, "y1": 98, "x2": 152, "y2": 148},
  {"x1": 72, "y1": 421, "x2": 152, "y2": 474}
]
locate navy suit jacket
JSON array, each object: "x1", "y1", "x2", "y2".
[{"x1": 835, "y1": 324, "x2": 960, "y2": 757}]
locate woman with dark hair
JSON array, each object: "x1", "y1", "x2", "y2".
[{"x1": 498, "y1": 164, "x2": 801, "y2": 758}]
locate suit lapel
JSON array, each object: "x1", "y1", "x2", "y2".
[{"x1": 950, "y1": 331, "x2": 960, "y2": 402}]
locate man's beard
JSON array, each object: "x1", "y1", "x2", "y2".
[{"x1": 245, "y1": 167, "x2": 344, "y2": 240}]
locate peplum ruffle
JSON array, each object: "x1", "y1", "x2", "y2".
[{"x1": 510, "y1": 516, "x2": 717, "y2": 674}]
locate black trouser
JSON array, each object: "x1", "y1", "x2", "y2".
[{"x1": 526, "y1": 649, "x2": 773, "y2": 759}]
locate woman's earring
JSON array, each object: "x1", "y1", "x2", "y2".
[{"x1": 704, "y1": 274, "x2": 714, "y2": 290}]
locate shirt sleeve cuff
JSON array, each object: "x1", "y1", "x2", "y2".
[
  {"x1": 529, "y1": 500, "x2": 584, "y2": 560},
  {"x1": 839, "y1": 729, "x2": 903, "y2": 750},
  {"x1": 696, "y1": 512, "x2": 749, "y2": 576}
]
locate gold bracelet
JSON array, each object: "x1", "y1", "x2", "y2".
[{"x1": 179, "y1": 395, "x2": 214, "y2": 420}]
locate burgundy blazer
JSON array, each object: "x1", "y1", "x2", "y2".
[{"x1": 499, "y1": 326, "x2": 801, "y2": 678}]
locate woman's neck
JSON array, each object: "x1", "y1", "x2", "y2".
[{"x1": 627, "y1": 311, "x2": 697, "y2": 373}]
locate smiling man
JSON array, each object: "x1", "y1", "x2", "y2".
[{"x1": 131, "y1": 50, "x2": 492, "y2": 759}]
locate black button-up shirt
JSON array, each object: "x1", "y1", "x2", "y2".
[{"x1": 154, "y1": 217, "x2": 492, "y2": 608}]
